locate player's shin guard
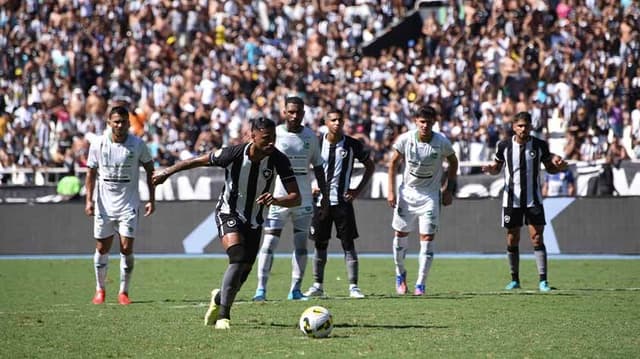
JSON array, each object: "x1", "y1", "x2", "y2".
[
  {"x1": 219, "y1": 244, "x2": 246, "y2": 320},
  {"x1": 313, "y1": 245, "x2": 328, "y2": 285},
  {"x1": 94, "y1": 250, "x2": 109, "y2": 290},
  {"x1": 119, "y1": 253, "x2": 134, "y2": 294},
  {"x1": 534, "y1": 244, "x2": 547, "y2": 282},
  {"x1": 344, "y1": 248, "x2": 359, "y2": 286},
  {"x1": 291, "y1": 230, "x2": 308, "y2": 292},
  {"x1": 416, "y1": 241, "x2": 434, "y2": 286},
  {"x1": 256, "y1": 234, "x2": 279, "y2": 290},
  {"x1": 393, "y1": 236, "x2": 408, "y2": 276}
]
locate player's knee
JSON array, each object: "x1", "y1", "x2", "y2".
[
  {"x1": 315, "y1": 240, "x2": 329, "y2": 251},
  {"x1": 227, "y1": 244, "x2": 247, "y2": 264},
  {"x1": 294, "y1": 248, "x2": 308, "y2": 256},
  {"x1": 533, "y1": 244, "x2": 546, "y2": 251},
  {"x1": 264, "y1": 228, "x2": 282, "y2": 236},
  {"x1": 340, "y1": 238, "x2": 355, "y2": 252},
  {"x1": 507, "y1": 246, "x2": 519, "y2": 253}
]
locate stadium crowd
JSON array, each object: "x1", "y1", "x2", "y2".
[{"x1": 0, "y1": 0, "x2": 639, "y2": 185}]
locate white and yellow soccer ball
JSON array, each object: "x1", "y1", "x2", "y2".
[{"x1": 299, "y1": 305, "x2": 333, "y2": 338}]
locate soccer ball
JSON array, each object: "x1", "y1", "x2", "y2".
[{"x1": 299, "y1": 306, "x2": 333, "y2": 338}]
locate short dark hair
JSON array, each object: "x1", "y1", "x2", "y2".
[
  {"x1": 513, "y1": 111, "x2": 532, "y2": 124},
  {"x1": 251, "y1": 117, "x2": 276, "y2": 131},
  {"x1": 413, "y1": 105, "x2": 437, "y2": 120},
  {"x1": 326, "y1": 107, "x2": 343, "y2": 119},
  {"x1": 109, "y1": 106, "x2": 129, "y2": 119},
  {"x1": 285, "y1": 95, "x2": 304, "y2": 107}
]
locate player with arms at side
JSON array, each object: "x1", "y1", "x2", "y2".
[
  {"x1": 85, "y1": 106, "x2": 155, "y2": 305},
  {"x1": 482, "y1": 111, "x2": 568, "y2": 292},
  {"x1": 304, "y1": 107, "x2": 375, "y2": 299},
  {"x1": 152, "y1": 117, "x2": 300, "y2": 329},
  {"x1": 388, "y1": 105, "x2": 458, "y2": 296},
  {"x1": 252, "y1": 96, "x2": 328, "y2": 301}
]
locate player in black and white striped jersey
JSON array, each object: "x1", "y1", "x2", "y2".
[
  {"x1": 482, "y1": 111, "x2": 568, "y2": 292},
  {"x1": 152, "y1": 117, "x2": 301, "y2": 329},
  {"x1": 304, "y1": 107, "x2": 375, "y2": 299}
]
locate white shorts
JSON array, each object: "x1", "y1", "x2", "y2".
[
  {"x1": 264, "y1": 204, "x2": 314, "y2": 231},
  {"x1": 94, "y1": 208, "x2": 139, "y2": 239},
  {"x1": 391, "y1": 193, "x2": 441, "y2": 235}
]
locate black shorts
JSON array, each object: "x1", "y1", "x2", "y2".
[
  {"x1": 502, "y1": 205, "x2": 546, "y2": 229},
  {"x1": 215, "y1": 212, "x2": 262, "y2": 260},
  {"x1": 309, "y1": 202, "x2": 359, "y2": 242}
]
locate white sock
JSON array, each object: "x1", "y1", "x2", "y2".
[
  {"x1": 393, "y1": 236, "x2": 408, "y2": 276},
  {"x1": 119, "y1": 253, "x2": 134, "y2": 294},
  {"x1": 313, "y1": 282, "x2": 323, "y2": 290},
  {"x1": 416, "y1": 241, "x2": 434, "y2": 286},
  {"x1": 349, "y1": 284, "x2": 358, "y2": 290},
  {"x1": 256, "y1": 234, "x2": 279, "y2": 291},
  {"x1": 291, "y1": 231, "x2": 308, "y2": 292},
  {"x1": 94, "y1": 250, "x2": 108, "y2": 291}
]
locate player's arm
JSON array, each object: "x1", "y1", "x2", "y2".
[
  {"x1": 313, "y1": 164, "x2": 330, "y2": 205},
  {"x1": 84, "y1": 167, "x2": 97, "y2": 216},
  {"x1": 142, "y1": 160, "x2": 155, "y2": 216},
  {"x1": 387, "y1": 149, "x2": 403, "y2": 208},
  {"x1": 441, "y1": 153, "x2": 459, "y2": 206},
  {"x1": 346, "y1": 156, "x2": 374, "y2": 202},
  {"x1": 152, "y1": 153, "x2": 210, "y2": 185}
]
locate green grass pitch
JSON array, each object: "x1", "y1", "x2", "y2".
[{"x1": 1, "y1": 257, "x2": 639, "y2": 358}]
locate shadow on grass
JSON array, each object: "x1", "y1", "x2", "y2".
[{"x1": 261, "y1": 322, "x2": 447, "y2": 330}]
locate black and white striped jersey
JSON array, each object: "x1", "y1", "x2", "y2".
[
  {"x1": 318, "y1": 134, "x2": 370, "y2": 206},
  {"x1": 494, "y1": 136, "x2": 552, "y2": 208},
  {"x1": 208, "y1": 143, "x2": 296, "y2": 228}
]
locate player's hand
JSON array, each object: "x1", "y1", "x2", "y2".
[
  {"x1": 152, "y1": 170, "x2": 169, "y2": 186},
  {"x1": 387, "y1": 193, "x2": 396, "y2": 208},
  {"x1": 442, "y1": 190, "x2": 453, "y2": 206},
  {"x1": 481, "y1": 163, "x2": 496, "y2": 174},
  {"x1": 552, "y1": 156, "x2": 568, "y2": 171},
  {"x1": 85, "y1": 202, "x2": 94, "y2": 216},
  {"x1": 318, "y1": 196, "x2": 330, "y2": 220},
  {"x1": 311, "y1": 187, "x2": 321, "y2": 196},
  {"x1": 144, "y1": 201, "x2": 155, "y2": 216},
  {"x1": 344, "y1": 189, "x2": 359, "y2": 203},
  {"x1": 256, "y1": 192, "x2": 275, "y2": 206}
]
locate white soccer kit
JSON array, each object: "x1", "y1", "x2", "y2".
[
  {"x1": 266, "y1": 125, "x2": 323, "y2": 228},
  {"x1": 87, "y1": 133, "x2": 152, "y2": 238},
  {"x1": 391, "y1": 130, "x2": 454, "y2": 234}
]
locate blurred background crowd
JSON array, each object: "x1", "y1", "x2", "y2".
[{"x1": 1, "y1": 0, "x2": 639, "y2": 185}]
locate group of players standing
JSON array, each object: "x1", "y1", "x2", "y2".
[{"x1": 84, "y1": 97, "x2": 567, "y2": 330}]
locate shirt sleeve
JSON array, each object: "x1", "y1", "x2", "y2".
[
  {"x1": 309, "y1": 134, "x2": 323, "y2": 168},
  {"x1": 86, "y1": 138, "x2": 100, "y2": 169},
  {"x1": 273, "y1": 150, "x2": 296, "y2": 185},
  {"x1": 539, "y1": 139, "x2": 552, "y2": 162},
  {"x1": 208, "y1": 144, "x2": 244, "y2": 168},
  {"x1": 494, "y1": 141, "x2": 506, "y2": 162},
  {"x1": 139, "y1": 139, "x2": 152, "y2": 164}
]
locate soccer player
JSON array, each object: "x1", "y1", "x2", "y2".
[
  {"x1": 387, "y1": 105, "x2": 458, "y2": 296},
  {"x1": 85, "y1": 106, "x2": 155, "y2": 305},
  {"x1": 304, "y1": 107, "x2": 375, "y2": 299},
  {"x1": 152, "y1": 117, "x2": 300, "y2": 330},
  {"x1": 252, "y1": 96, "x2": 328, "y2": 301},
  {"x1": 482, "y1": 111, "x2": 568, "y2": 292}
]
